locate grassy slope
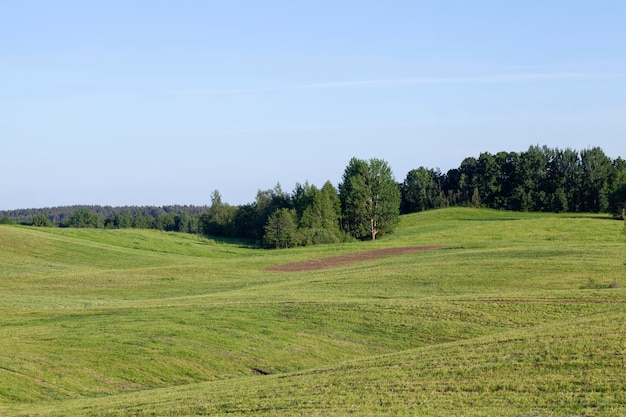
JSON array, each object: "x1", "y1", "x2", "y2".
[{"x1": 0, "y1": 208, "x2": 624, "y2": 416}]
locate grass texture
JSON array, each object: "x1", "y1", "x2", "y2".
[{"x1": 0, "y1": 208, "x2": 624, "y2": 416}]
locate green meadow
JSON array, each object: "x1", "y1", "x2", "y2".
[{"x1": 0, "y1": 207, "x2": 624, "y2": 416}]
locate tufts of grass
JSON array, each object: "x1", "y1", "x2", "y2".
[{"x1": 580, "y1": 277, "x2": 622, "y2": 289}]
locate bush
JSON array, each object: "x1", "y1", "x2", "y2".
[
  {"x1": 32, "y1": 214, "x2": 53, "y2": 227},
  {"x1": 0, "y1": 217, "x2": 15, "y2": 225},
  {"x1": 301, "y1": 228, "x2": 340, "y2": 246}
]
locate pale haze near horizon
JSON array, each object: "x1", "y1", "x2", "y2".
[{"x1": 1, "y1": 1, "x2": 625, "y2": 210}]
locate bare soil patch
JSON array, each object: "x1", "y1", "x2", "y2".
[{"x1": 266, "y1": 245, "x2": 449, "y2": 273}]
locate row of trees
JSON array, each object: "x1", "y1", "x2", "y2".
[
  {"x1": 200, "y1": 146, "x2": 626, "y2": 248},
  {"x1": 17, "y1": 209, "x2": 198, "y2": 233},
  {"x1": 0, "y1": 205, "x2": 208, "y2": 226},
  {"x1": 4, "y1": 146, "x2": 625, "y2": 249},
  {"x1": 4, "y1": 157, "x2": 403, "y2": 248},
  {"x1": 401, "y1": 146, "x2": 626, "y2": 216},
  {"x1": 199, "y1": 157, "x2": 402, "y2": 247}
]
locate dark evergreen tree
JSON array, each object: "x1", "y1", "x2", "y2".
[
  {"x1": 475, "y1": 152, "x2": 502, "y2": 208},
  {"x1": 105, "y1": 213, "x2": 132, "y2": 229},
  {"x1": 248, "y1": 184, "x2": 292, "y2": 240},
  {"x1": 458, "y1": 157, "x2": 478, "y2": 205},
  {"x1": 292, "y1": 182, "x2": 317, "y2": 219},
  {"x1": 264, "y1": 208, "x2": 299, "y2": 248},
  {"x1": 401, "y1": 167, "x2": 445, "y2": 213},
  {"x1": 488, "y1": 151, "x2": 516, "y2": 209},
  {"x1": 442, "y1": 168, "x2": 462, "y2": 207},
  {"x1": 299, "y1": 181, "x2": 342, "y2": 244},
  {"x1": 579, "y1": 147, "x2": 614, "y2": 212},
  {"x1": 609, "y1": 158, "x2": 626, "y2": 218},
  {"x1": 173, "y1": 213, "x2": 197, "y2": 233},
  {"x1": 321, "y1": 180, "x2": 343, "y2": 225},
  {"x1": 520, "y1": 145, "x2": 552, "y2": 211},
  {"x1": 547, "y1": 148, "x2": 579, "y2": 212},
  {"x1": 608, "y1": 185, "x2": 626, "y2": 219}
]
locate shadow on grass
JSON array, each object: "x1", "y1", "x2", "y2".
[{"x1": 198, "y1": 234, "x2": 263, "y2": 249}]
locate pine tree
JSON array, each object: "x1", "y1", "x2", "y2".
[{"x1": 264, "y1": 208, "x2": 299, "y2": 248}]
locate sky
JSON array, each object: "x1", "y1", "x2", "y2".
[{"x1": 1, "y1": 1, "x2": 625, "y2": 209}]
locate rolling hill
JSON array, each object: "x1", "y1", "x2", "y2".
[{"x1": 0, "y1": 208, "x2": 624, "y2": 416}]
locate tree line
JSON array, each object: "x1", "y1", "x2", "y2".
[
  {"x1": 199, "y1": 145, "x2": 626, "y2": 248},
  {"x1": 2, "y1": 146, "x2": 625, "y2": 249},
  {"x1": 401, "y1": 145, "x2": 626, "y2": 216},
  {"x1": 199, "y1": 157, "x2": 401, "y2": 247},
  {"x1": 1, "y1": 157, "x2": 402, "y2": 248},
  {"x1": 0, "y1": 205, "x2": 206, "y2": 233}
]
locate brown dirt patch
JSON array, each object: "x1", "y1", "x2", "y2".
[{"x1": 266, "y1": 245, "x2": 449, "y2": 273}]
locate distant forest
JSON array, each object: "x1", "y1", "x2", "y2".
[
  {"x1": 2, "y1": 145, "x2": 625, "y2": 247},
  {"x1": 0, "y1": 205, "x2": 207, "y2": 233}
]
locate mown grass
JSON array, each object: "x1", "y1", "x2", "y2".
[{"x1": 0, "y1": 207, "x2": 624, "y2": 416}]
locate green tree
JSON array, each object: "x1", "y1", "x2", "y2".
[
  {"x1": 300, "y1": 181, "x2": 342, "y2": 244},
  {"x1": 199, "y1": 190, "x2": 236, "y2": 237},
  {"x1": 609, "y1": 185, "x2": 626, "y2": 219},
  {"x1": 132, "y1": 213, "x2": 153, "y2": 229},
  {"x1": 442, "y1": 168, "x2": 462, "y2": 206},
  {"x1": 339, "y1": 157, "x2": 401, "y2": 240},
  {"x1": 264, "y1": 208, "x2": 299, "y2": 248},
  {"x1": 292, "y1": 182, "x2": 317, "y2": 219},
  {"x1": 0, "y1": 217, "x2": 15, "y2": 225},
  {"x1": 475, "y1": 152, "x2": 502, "y2": 208},
  {"x1": 232, "y1": 204, "x2": 256, "y2": 240},
  {"x1": 173, "y1": 213, "x2": 197, "y2": 233},
  {"x1": 401, "y1": 167, "x2": 442, "y2": 213},
  {"x1": 579, "y1": 147, "x2": 615, "y2": 212},
  {"x1": 614, "y1": 157, "x2": 626, "y2": 188},
  {"x1": 118, "y1": 213, "x2": 132, "y2": 228},
  {"x1": 32, "y1": 214, "x2": 53, "y2": 227},
  {"x1": 248, "y1": 183, "x2": 291, "y2": 240},
  {"x1": 66, "y1": 209, "x2": 102, "y2": 228},
  {"x1": 154, "y1": 213, "x2": 176, "y2": 231},
  {"x1": 547, "y1": 148, "x2": 579, "y2": 212},
  {"x1": 321, "y1": 180, "x2": 342, "y2": 226},
  {"x1": 609, "y1": 157, "x2": 626, "y2": 218},
  {"x1": 493, "y1": 151, "x2": 518, "y2": 209},
  {"x1": 105, "y1": 213, "x2": 132, "y2": 229},
  {"x1": 519, "y1": 145, "x2": 551, "y2": 211},
  {"x1": 457, "y1": 157, "x2": 478, "y2": 204}
]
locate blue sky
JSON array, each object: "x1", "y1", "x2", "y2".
[{"x1": 1, "y1": 1, "x2": 625, "y2": 209}]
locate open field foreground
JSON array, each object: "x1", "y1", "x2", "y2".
[{"x1": 0, "y1": 207, "x2": 624, "y2": 416}]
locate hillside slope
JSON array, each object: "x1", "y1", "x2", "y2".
[{"x1": 0, "y1": 208, "x2": 624, "y2": 416}]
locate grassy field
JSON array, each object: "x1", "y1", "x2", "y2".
[{"x1": 0, "y1": 207, "x2": 624, "y2": 416}]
